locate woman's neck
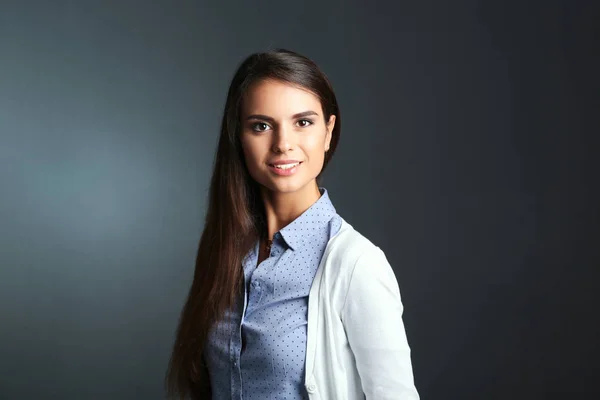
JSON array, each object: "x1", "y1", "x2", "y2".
[{"x1": 260, "y1": 182, "x2": 322, "y2": 239}]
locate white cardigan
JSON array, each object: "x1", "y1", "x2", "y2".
[{"x1": 303, "y1": 217, "x2": 420, "y2": 399}]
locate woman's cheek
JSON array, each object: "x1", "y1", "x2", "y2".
[
  {"x1": 302, "y1": 132, "x2": 325, "y2": 154},
  {"x1": 241, "y1": 143, "x2": 261, "y2": 176}
]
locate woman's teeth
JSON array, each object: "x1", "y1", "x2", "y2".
[{"x1": 273, "y1": 163, "x2": 299, "y2": 170}]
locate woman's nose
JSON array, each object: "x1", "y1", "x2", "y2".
[{"x1": 271, "y1": 126, "x2": 293, "y2": 153}]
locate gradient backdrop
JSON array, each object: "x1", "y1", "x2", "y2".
[{"x1": 1, "y1": 0, "x2": 598, "y2": 399}]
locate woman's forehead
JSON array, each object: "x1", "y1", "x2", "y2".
[{"x1": 242, "y1": 79, "x2": 321, "y2": 116}]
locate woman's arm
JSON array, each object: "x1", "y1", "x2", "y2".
[{"x1": 341, "y1": 246, "x2": 420, "y2": 399}]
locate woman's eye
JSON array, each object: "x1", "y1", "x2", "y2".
[
  {"x1": 297, "y1": 119, "x2": 313, "y2": 127},
  {"x1": 252, "y1": 122, "x2": 270, "y2": 132}
]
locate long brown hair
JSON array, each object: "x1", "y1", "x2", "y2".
[{"x1": 164, "y1": 48, "x2": 342, "y2": 399}]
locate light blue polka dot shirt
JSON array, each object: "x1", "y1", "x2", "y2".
[{"x1": 204, "y1": 187, "x2": 342, "y2": 399}]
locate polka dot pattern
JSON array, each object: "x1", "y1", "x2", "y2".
[{"x1": 204, "y1": 187, "x2": 342, "y2": 399}]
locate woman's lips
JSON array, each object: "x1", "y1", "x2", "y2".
[{"x1": 268, "y1": 161, "x2": 302, "y2": 176}]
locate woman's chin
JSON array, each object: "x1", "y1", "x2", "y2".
[{"x1": 262, "y1": 178, "x2": 315, "y2": 195}]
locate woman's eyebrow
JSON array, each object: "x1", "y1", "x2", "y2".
[{"x1": 246, "y1": 110, "x2": 319, "y2": 122}]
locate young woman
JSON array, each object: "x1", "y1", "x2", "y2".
[{"x1": 165, "y1": 48, "x2": 419, "y2": 400}]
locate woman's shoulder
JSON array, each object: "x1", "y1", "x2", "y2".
[
  {"x1": 334, "y1": 217, "x2": 379, "y2": 248},
  {"x1": 320, "y1": 217, "x2": 396, "y2": 302},
  {"x1": 325, "y1": 217, "x2": 383, "y2": 267}
]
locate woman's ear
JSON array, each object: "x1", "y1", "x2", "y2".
[{"x1": 325, "y1": 114, "x2": 336, "y2": 151}]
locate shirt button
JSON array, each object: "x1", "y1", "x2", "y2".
[
  {"x1": 252, "y1": 281, "x2": 259, "y2": 287},
  {"x1": 307, "y1": 383, "x2": 316, "y2": 393}
]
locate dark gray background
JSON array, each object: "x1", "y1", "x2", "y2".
[{"x1": 1, "y1": 0, "x2": 598, "y2": 399}]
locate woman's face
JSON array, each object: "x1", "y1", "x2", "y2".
[{"x1": 240, "y1": 79, "x2": 336, "y2": 195}]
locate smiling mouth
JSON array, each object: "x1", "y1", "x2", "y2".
[{"x1": 269, "y1": 161, "x2": 303, "y2": 170}]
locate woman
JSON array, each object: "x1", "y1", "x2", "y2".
[{"x1": 165, "y1": 48, "x2": 419, "y2": 399}]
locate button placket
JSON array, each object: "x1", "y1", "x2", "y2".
[{"x1": 247, "y1": 277, "x2": 263, "y2": 310}]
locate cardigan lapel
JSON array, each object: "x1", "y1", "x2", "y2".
[{"x1": 304, "y1": 218, "x2": 351, "y2": 386}]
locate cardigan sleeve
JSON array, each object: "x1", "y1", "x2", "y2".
[{"x1": 341, "y1": 246, "x2": 420, "y2": 400}]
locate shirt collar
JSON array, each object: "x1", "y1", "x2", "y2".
[{"x1": 277, "y1": 187, "x2": 337, "y2": 251}]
